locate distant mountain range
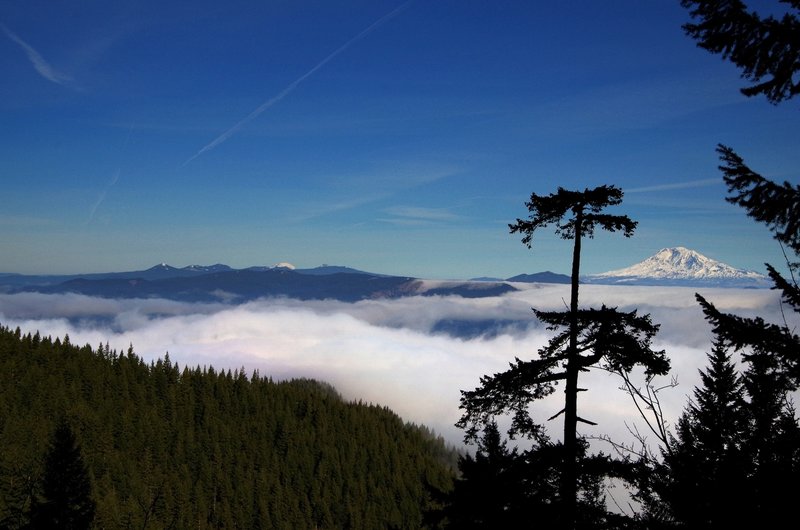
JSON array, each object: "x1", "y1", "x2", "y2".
[
  {"x1": 0, "y1": 247, "x2": 770, "y2": 304},
  {"x1": 0, "y1": 263, "x2": 515, "y2": 303}
]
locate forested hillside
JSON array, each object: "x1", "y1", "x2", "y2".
[{"x1": 0, "y1": 325, "x2": 456, "y2": 529}]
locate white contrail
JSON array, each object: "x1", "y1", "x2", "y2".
[
  {"x1": 1, "y1": 23, "x2": 72, "y2": 85},
  {"x1": 626, "y1": 178, "x2": 720, "y2": 193},
  {"x1": 87, "y1": 123, "x2": 135, "y2": 225},
  {"x1": 183, "y1": 1, "x2": 412, "y2": 166},
  {"x1": 87, "y1": 169, "x2": 121, "y2": 225}
]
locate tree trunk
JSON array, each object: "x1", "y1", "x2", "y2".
[{"x1": 561, "y1": 206, "x2": 582, "y2": 530}]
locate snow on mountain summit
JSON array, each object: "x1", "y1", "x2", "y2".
[{"x1": 589, "y1": 247, "x2": 768, "y2": 287}]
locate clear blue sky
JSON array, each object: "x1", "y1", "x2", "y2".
[{"x1": 1, "y1": 0, "x2": 797, "y2": 278}]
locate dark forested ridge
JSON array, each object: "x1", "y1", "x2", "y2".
[
  {"x1": 0, "y1": 324, "x2": 456, "y2": 529},
  {"x1": 0, "y1": 264, "x2": 521, "y2": 304}
]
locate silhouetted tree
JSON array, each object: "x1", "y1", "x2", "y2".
[
  {"x1": 658, "y1": 340, "x2": 749, "y2": 529},
  {"x1": 636, "y1": 323, "x2": 800, "y2": 528},
  {"x1": 681, "y1": 0, "x2": 800, "y2": 103},
  {"x1": 433, "y1": 422, "x2": 537, "y2": 528},
  {"x1": 28, "y1": 421, "x2": 96, "y2": 530},
  {"x1": 458, "y1": 185, "x2": 669, "y2": 530},
  {"x1": 681, "y1": 1, "x2": 800, "y2": 363},
  {"x1": 651, "y1": 7, "x2": 800, "y2": 524}
]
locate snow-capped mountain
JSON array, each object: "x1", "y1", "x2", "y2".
[
  {"x1": 183, "y1": 264, "x2": 233, "y2": 273},
  {"x1": 586, "y1": 247, "x2": 770, "y2": 287}
]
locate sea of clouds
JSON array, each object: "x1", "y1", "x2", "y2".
[{"x1": 0, "y1": 283, "x2": 792, "y2": 450}]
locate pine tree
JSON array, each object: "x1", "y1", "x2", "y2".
[
  {"x1": 674, "y1": 4, "x2": 800, "y2": 524},
  {"x1": 737, "y1": 333, "x2": 800, "y2": 527},
  {"x1": 458, "y1": 185, "x2": 669, "y2": 530},
  {"x1": 680, "y1": 0, "x2": 800, "y2": 103},
  {"x1": 660, "y1": 340, "x2": 749, "y2": 529},
  {"x1": 435, "y1": 422, "x2": 534, "y2": 528},
  {"x1": 642, "y1": 333, "x2": 800, "y2": 528},
  {"x1": 28, "y1": 421, "x2": 96, "y2": 529}
]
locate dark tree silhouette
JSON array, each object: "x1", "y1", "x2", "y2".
[
  {"x1": 28, "y1": 421, "x2": 96, "y2": 530},
  {"x1": 637, "y1": 320, "x2": 800, "y2": 528},
  {"x1": 718, "y1": 145, "x2": 800, "y2": 255},
  {"x1": 681, "y1": 0, "x2": 800, "y2": 103},
  {"x1": 679, "y1": 0, "x2": 800, "y2": 399},
  {"x1": 432, "y1": 422, "x2": 548, "y2": 528},
  {"x1": 458, "y1": 185, "x2": 669, "y2": 530},
  {"x1": 659, "y1": 340, "x2": 750, "y2": 529},
  {"x1": 656, "y1": 5, "x2": 800, "y2": 525}
]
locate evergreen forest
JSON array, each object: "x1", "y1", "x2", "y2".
[{"x1": 0, "y1": 327, "x2": 457, "y2": 529}]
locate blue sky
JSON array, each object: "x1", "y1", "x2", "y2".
[{"x1": 1, "y1": 0, "x2": 797, "y2": 278}]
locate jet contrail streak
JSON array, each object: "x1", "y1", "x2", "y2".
[
  {"x1": 626, "y1": 178, "x2": 720, "y2": 193},
  {"x1": 183, "y1": 1, "x2": 412, "y2": 166},
  {"x1": 1, "y1": 23, "x2": 72, "y2": 85},
  {"x1": 87, "y1": 123, "x2": 135, "y2": 225},
  {"x1": 87, "y1": 170, "x2": 121, "y2": 225}
]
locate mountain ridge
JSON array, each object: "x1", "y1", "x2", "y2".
[
  {"x1": 1, "y1": 265, "x2": 516, "y2": 303},
  {"x1": 0, "y1": 247, "x2": 771, "y2": 299}
]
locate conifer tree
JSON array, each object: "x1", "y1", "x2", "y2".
[
  {"x1": 681, "y1": 0, "x2": 800, "y2": 104},
  {"x1": 639, "y1": 331, "x2": 800, "y2": 528},
  {"x1": 434, "y1": 422, "x2": 534, "y2": 528},
  {"x1": 28, "y1": 421, "x2": 96, "y2": 530},
  {"x1": 681, "y1": 0, "x2": 800, "y2": 364},
  {"x1": 659, "y1": 340, "x2": 749, "y2": 529},
  {"x1": 458, "y1": 185, "x2": 669, "y2": 530},
  {"x1": 677, "y1": 4, "x2": 800, "y2": 524}
]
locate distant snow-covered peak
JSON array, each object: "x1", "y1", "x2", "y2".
[
  {"x1": 589, "y1": 247, "x2": 768, "y2": 287},
  {"x1": 148, "y1": 262, "x2": 177, "y2": 271},
  {"x1": 183, "y1": 264, "x2": 232, "y2": 273},
  {"x1": 597, "y1": 247, "x2": 760, "y2": 279},
  {"x1": 273, "y1": 262, "x2": 296, "y2": 270}
]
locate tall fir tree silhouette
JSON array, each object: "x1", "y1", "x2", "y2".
[
  {"x1": 28, "y1": 421, "x2": 95, "y2": 529},
  {"x1": 661, "y1": 340, "x2": 749, "y2": 529},
  {"x1": 458, "y1": 185, "x2": 669, "y2": 530}
]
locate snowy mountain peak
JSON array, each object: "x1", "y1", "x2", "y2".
[
  {"x1": 589, "y1": 247, "x2": 768, "y2": 287},
  {"x1": 148, "y1": 263, "x2": 177, "y2": 271},
  {"x1": 182, "y1": 264, "x2": 233, "y2": 273}
]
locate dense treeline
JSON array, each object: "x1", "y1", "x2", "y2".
[{"x1": 0, "y1": 325, "x2": 456, "y2": 529}]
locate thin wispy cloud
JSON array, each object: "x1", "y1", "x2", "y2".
[
  {"x1": 283, "y1": 163, "x2": 459, "y2": 224},
  {"x1": 625, "y1": 178, "x2": 720, "y2": 194},
  {"x1": 1, "y1": 23, "x2": 72, "y2": 86},
  {"x1": 182, "y1": 1, "x2": 412, "y2": 166},
  {"x1": 380, "y1": 206, "x2": 461, "y2": 225},
  {"x1": 87, "y1": 170, "x2": 121, "y2": 225},
  {"x1": 289, "y1": 197, "x2": 385, "y2": 224},
  {"x1": 87, "y1": 123, "x2": 135, "y2": 225}
]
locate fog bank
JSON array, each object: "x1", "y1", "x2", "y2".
[{"x1": 1, "y1": 283, "x2": 790, "y2": 447}]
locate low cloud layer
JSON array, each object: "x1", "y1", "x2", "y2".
[{"x1": 0, "y1": 284, "x2": 791, "y2": 448}]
